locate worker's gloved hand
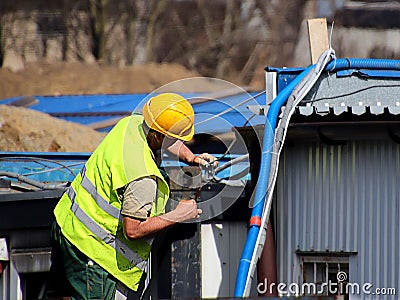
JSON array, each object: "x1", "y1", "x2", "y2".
[{"x1": 193, "y1": 153, "x2": 218, "y2": 167}]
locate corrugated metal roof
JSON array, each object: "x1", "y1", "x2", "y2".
[
  {"x1": 262, "y1": 67, "x2": 400, "y2": 119},
  {"x1": 297, "y1": 72, "x2": 400, "y2": 117}
]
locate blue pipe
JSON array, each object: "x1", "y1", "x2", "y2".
[
  {"x1": 325, "y1": 58, "x2": 400, "y2": 72},
  {"x1": 234, "y1": 57, "x2": 400, "y2": 297},
  {"x1": 233, "y1": 65, "x2": 314, "y2": 297}
]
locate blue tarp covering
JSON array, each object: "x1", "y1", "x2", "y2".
[
  {"x1": 0, "y1": 92, "x2": 263, "y2": 183},
  {"x1": 0, "y1": 92, "x2": 266, "y2": 133},
  {"x1": 0, "y1": 152, "x2": 89, "y2": 183}
]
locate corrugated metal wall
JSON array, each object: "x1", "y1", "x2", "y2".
[{"x1": 275, "y1": 139, "x2": 400, "y2": 297}]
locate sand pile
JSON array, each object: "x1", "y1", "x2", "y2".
[
  {"x1": 0, "y1": 105, "x2": 106, "y2": 152},
  {"x1": 0, "y1": 62, "x2": 202, "y2": 152}
]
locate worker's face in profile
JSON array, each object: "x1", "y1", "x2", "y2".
[
  {"x1": 145, "y1": 125, "x2": 177, "y2": 152},
  {"x1": 150, "y1": 132, "x2": 176, "y2": 150}
]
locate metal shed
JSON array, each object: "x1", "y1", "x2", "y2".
[{"x1": 267, "y1": 66, "x2": 400, "y2": 298}]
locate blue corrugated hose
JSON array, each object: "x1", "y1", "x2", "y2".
[
  {"x1": 326, "y1": 58, "x2": 400, "y2": 72},
  {"x1": 233, "y1": 65, "x2": 314, "y2": 297},
  {"x1": 234, "y1": 57, "x2": 400, "y2": 297}
]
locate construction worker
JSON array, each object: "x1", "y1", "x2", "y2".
[{"x1": 46, "y1": 93, "x2": 216, "y2": 299}]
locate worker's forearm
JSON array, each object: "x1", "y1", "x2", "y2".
[
  {"x1": 123, "y1": 200, "x2": 200, "y2": 240},
  {"x1": 123, "y1": 214, "x2": 177, "y2": 240},
  {"x1": 167, "y1": 140, "x2": 196, "y2": 165}
]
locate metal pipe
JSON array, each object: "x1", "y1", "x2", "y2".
[{"x1": 0, "y1": 172, "x2": 67, "y2": 190}]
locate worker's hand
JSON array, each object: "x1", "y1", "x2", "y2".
[
  {"x1": 172, "y1": 199, "x2": 202, "y2": 222},
  {"x1": 193, "y1": 153, "x2": 218, "y2": 167}
]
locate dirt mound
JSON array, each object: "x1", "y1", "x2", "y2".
[
  {"x1": 0, "y1": 61, "x2": 201, "y2": 99},
  {"x1": 0, "y1": 105, "x2": 106, "y2": 152},
  {"x1": 0, "y1": 61, "x2": 204, "y2": 152}
]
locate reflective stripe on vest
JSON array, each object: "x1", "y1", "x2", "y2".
[
  {"x1": 79, "y1": 165, "x2": 154, "y2": 245},
  {"x1": 66, "y1": 186, "x2": 147, "y2": 271},
  {"x1": 80, "y1": 166, "x2": 120, "y2": 219}
]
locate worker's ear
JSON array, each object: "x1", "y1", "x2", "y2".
[{"x1": 156, "y1": 131, "x2": 166, "y2": 144}]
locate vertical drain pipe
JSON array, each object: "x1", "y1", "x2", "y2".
[{"x1": 234, "y1": 65, "x2": 314, "y2": 297}]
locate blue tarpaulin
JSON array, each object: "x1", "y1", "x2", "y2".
[
  {"x1": 0, "y1": 92, "x2": 264, "y2": 184},
  {"x1": 0, "y1": 92, "x2": 266, "y2": 133}
]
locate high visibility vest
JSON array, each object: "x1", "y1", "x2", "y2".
[{"x1": 54, "y1": 115, "x2": 169, "y2": 291}]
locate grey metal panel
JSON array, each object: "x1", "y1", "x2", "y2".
[
  {"x1": 298, "y1": 106, "x2": 314, "y2": 116},
  {"x1": 266, "y1": 71, "x2": 277, "y2": 105},
  {"x1": 297, "y1": 73, "x2": 400, "y2": 116},
  {"x1": 276, "y1": 139, "x2": 400, "y2": 297},
  {"x1": 11, "y1": 248, "x2": 51, "y2": 273},
  {"x1": 201, "y1": 221, "x2": 258, "y2": 298}
]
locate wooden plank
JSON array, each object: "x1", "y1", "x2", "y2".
[
  {"x1": 307, "y1": 18, "x2": 329, "y2": 64},
  {"x1": 5, "y1": 96, "x2": 39, "y2": 107}
]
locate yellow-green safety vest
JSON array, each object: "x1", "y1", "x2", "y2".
[{"x1": 54, "y1": 115, "x2": 170, "y2": 291}]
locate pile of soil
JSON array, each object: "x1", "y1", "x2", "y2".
[
  {"x1": 0, "y1": 62, "x2": 202, "y2": 152},
  {"x1": 0, "y1": 105, "x2": 106, "y2": 152}
]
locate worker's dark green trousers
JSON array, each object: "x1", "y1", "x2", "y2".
[{"x1": 46, "y1": 222, "x2": 117, "y2": 299}]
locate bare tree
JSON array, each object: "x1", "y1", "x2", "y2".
[
  {"x1": 0, "y1": 18, "x2": 3, "y2": 66},
  {"x1": 145, "y1": 0, "x2": 169, "y2": 63},
  {"x1": 0, "y1": 0, "x2": 16, "y2": 66},
  {"x1": 215, "y1": 0, "x2": 241, "y2": 78},
  {"x1": 249, "y1": 0, "x2": 307, "y2": 88},
  {"x1": 88, "y1": 0, "x2": 108, "y2": 62},
  {"x1": 66, "y1": 1, "x2": 94, "y2": 62},
  {"x1": 122, "y1": 1, "x2": 136, "y2": 65},
  {"x1": 0, "y1": 0, "x2": 307, "y2": 85},
  {"x1": 61, "y1": 0, "x2": 71, "y2": 61},
  {"x1": 197, "y1": 0, "x2": 220, "y2": 47}
]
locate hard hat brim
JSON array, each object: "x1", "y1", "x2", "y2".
[{"x1": 167, "y1": 125, "x2": 194, "y2": 142}]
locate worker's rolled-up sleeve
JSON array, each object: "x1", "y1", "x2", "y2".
[{"x1": 121, "y1": 177, "x2": 157, "y2": 220}]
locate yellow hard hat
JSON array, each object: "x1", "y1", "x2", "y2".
[{"x1": 142, "y1": 93, "x2": 194, "y2": 141}]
